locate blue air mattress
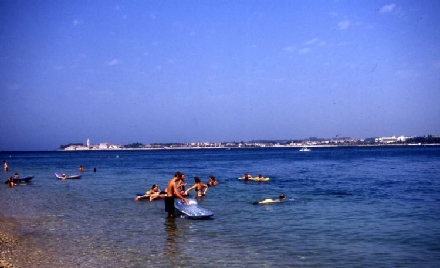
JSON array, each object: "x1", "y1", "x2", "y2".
[{"x1": 174, "y1": 198, "x2": 214, "y2": 219}]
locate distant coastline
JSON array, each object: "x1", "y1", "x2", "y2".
[
  {"x1": 55, "y1": 144, "x2": 440, "y2": 151},
  {"x1": 57, "y1": 135, "x2": 440, "y2": 151}
]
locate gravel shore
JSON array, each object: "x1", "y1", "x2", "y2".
[
  {"x1": 0, "y1": 215, "x2": 60, "y2": 268},
  {"x1": 0, "y1": 217, "x2": 19, "y2": 268}
]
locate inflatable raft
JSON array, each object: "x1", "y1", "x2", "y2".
[
  {"x1": 238, "y1": 177, "x2": 270, "y2": 182},
  {"x1": 174, "y1": 198, "x2": 213, "y2": 219}
]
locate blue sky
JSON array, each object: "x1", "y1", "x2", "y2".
[{"x1": 1, "y1": 1, "x2": 440, "y2": 151}]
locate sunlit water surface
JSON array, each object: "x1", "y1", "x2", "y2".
[{"x1": 1, "y1": 147, "x2": 440, "y2": 267}]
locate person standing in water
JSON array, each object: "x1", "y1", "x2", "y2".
[
  {"x1": 186, "y1": 177, "x2": 209, "y2": 197},
  {"x1": 165, "y1": 172, "x2": 188, "y2": 218},
  {"x1": 177, "y1": 173, "x2": 188, "y2": 196}
]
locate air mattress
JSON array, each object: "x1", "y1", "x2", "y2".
[{"x1": 174, "y1": 198, "x2": 213, "y2": 219}]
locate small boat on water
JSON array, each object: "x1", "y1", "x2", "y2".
[
  {"x1": 55, "y1": 173, "x2": 82, "y2": 179},
  {"x1": 3, "y1": 176, "x2": 34, "y2": 184},
  {"x1": 299, "y1": 146, "x2": 311, "y2": 152}
]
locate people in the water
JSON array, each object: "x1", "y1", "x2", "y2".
[
  {"x1": 186, "y1": 177, "x2": 209, "y2": 197},
  {"x1": 241, "y1": 174, "x2": 267, "y2": 181},
  {"x1": 177, "y1": 173, "x2": 188, "y2": 196},
  {"x1": 256, "y1": 174, "x2": 266, "y2": 181},
  {"x1": 61, "y1": 174, "x2": 67, "y2": 180},
  {"x1": 253, "y1": 194, "x2": 286, "y2": 205},
  {"x1": 242, "y1": 173, "x2": 252, "y2": 180},
  {"x1": 7, "y1": 177, "x2": 14, "y2": 188},
  {"x1": 207, "y1": 175, "x2": 218, "y2": 186},
  {"x1": 3, "y1": 160, "x2": 8, "y2": 172},
  {"x1": 165, "y1": 171, "x2": 188, "y2": 218},
  {"x1": 79, "y1": 165, "x2": 85, "y2": 172},
  {"x1": 13, "y1": 172, "x2": 19, "y2": 179},
  {"x1": 135, "y1": 184, "x2": 167, "y2": 201}
]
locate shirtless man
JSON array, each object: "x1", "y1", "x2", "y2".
[{"x1": 165, "y1": 172, "x2": 188, "y2": 218}]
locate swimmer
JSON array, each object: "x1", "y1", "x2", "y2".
[
  {"x1": 253, "y1": 194, "x2": 286, "y2": 205},
  {"x1": 242, "y1": 173, "x2": 252, "y2": 180},
  {"x1": 256, "y1": 174, "x2": 266, "y2": 181},
  {"x1": 7, "y1": 177, "x2": 14, "y2": 188},
  {"x1": 186, "y1": 177, "x2": 208, "y2": 197},
  {"x1": 207, "y1": 175, "x2": 218, "y2": 186}
]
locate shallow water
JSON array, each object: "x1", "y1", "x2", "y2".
[{"x1": 1, "y1": 147, "x2": 440, "y2": 267}]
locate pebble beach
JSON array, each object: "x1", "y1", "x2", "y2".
[
  {"x1": 0, "y1": 218, "x2": 15, "y2": 268},
  {"x1": 0, "y1": 215, "x2": 60, "y2": 268},
  {"x1": 1, "y1": 216, "x2": 22, "y2": 268}
]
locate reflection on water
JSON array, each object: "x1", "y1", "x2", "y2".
[
  {"x1": 164, "y1": 218, "x2": 178, "y2": 255},
  {"x1": 163, "y1": 218, "x2": 198, "y2": 267}
]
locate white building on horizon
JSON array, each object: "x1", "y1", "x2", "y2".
[{"x1": 375, "y1": 135, "x2": 411, "y2": 144}]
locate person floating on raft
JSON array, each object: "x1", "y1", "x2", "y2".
[
  {"x1": 255, "y1": 174, "x2": 266, "y2": 181},
  {"x1": 239, "y1": 173, "x2": 269, "y2": 182},
  {"x1": 253, "y1": 194, "x2": 286, "y2": 205},
  {"x1": 135, "y1": 184, "x2": 167, "y2": 201}
]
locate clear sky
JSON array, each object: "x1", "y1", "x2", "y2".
[{"x1": 1, "y1": 1, "x2": 440, "y2": 151}]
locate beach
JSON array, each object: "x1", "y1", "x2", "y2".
[
  {"x1": 0, "y1": 215, "x2": 16, "y2": 268},
  {"x1": 0, "y1": 215, "x2": 59, "y2": 268}
]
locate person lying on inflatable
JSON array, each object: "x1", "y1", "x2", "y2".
[
  {"x1": 135, "y1": 184, "x2": 167, "y2": 201},
  {"x1": 253, "y1": 194, "x2": 286, "y2": 205}
]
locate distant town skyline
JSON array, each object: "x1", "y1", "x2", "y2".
[
  {"x1": 56, "y1": 134, "x2": 439, "y2": 151},
  {"x1": 1, "y1": 1, "x2": 440, "y2": 151}
]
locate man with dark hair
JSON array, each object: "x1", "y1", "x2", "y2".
[{"x1": 165, "y1": 172, "x2": 188, "y2": 218}]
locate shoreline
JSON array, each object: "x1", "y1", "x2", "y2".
[
  {"x1": 0, "y1": 215, "x2": 20, "y2": 268},
  {"x1": 0, "y1": 214, "x2": 59, "y2": 268},
  {"x1": 54, "y1": 143, "x2": 440, "y2": 152},
  {"x1": 1, "y1": 143, "x2": 439, "y2": 153}
]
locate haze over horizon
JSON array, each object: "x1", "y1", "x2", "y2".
[{"x1": 1, "y1": 1, "x2": 440, "y2": 151}]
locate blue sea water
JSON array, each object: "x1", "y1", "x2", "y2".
[{"x1": 1, "y1": 147, "x2": 440, "y2": 267}]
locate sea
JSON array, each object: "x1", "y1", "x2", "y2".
[{"x1": 1, "y1": 146, "x2": 439, "y2": 268}]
